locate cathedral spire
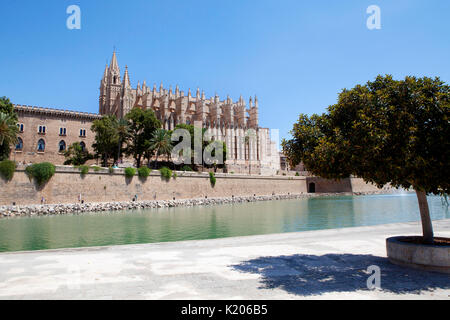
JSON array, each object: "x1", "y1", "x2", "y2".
[
  {"x1": 110, "y1": 50, "x2": 119, "y2": 72},
  {"x1": 122, "y1": 65, "x2": 131, "y2": 88},
  {"x1": 108, "y1": 50, "x2": 121, "y2": 85},
  {"x1": 102, "y1": 64, "x2": 108, "y2": 81},
  {"x1": 142, "y1": 80, "x2": 147, "y2": 92}
]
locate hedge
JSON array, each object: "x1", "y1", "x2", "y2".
[
  {"x1": 0, "y1": 160, "x2": 16, "y2": 181},
  {"x1": 138, "y1": 166, "x2": 151, "y2": 178},
  {"x1": 159, "y1": 167, "x2": 172, "y2": 181},
  {"x1": 25, "y1": 162, "x2": 56, "y2": 186},
  {"x1": 79, "y1": 165, "x2": 89, "y2": 175},
  {"x1": 209, "y1": 172, "x2": 216, "y2": 187},
  {"x1": 124, "y1": 167, "x2": 136, "y2": 178}
]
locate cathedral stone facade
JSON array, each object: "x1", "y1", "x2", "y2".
[
  {"x1": 99, "y1": 51, "x2": 279, "y2": 175},
  {"x1": 11, "y1": 51, "x2": 280, "y2": 175}
]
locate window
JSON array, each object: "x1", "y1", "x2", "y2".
[
  {"x1": 37, "y1": 139, "x2": 45, "y2": 152},
  {"x1": 59, "y1": 128, "x2": 67, "y2": 136},
  {"x1": 38, "y1": 125, "x2": 46, "y2": 134},
  {"x1": 59, "y1": 140, "x2": 66, "y2": 152},
  {"x1": 15, "y1": 138, "x2": 23, "y2": 151},
  {"x1": 17, "y1": 123, "x2": 24, "y2": 132},
  {"x1": 80, "y1": 141, "x2": 86, "y2": 152},
  {"x1": 79, "y1": 129, "x2": 86, "y2": 137}
]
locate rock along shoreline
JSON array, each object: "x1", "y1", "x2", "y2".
[{"x1": 0, "y1": 191, "x2": 398, "y2": 218}]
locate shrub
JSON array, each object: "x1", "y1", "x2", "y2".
[
  {"x1": 295, "y1": 172, "x2": 300, "y2": 176},
  {"x1": 92, "y1": 166, "x2": 101, "y2": 172},
  {"x1": 209, "y1": 172, "x2": 216, "y2": 187},
  {"x1": 124, "y1": 167, "x2": 136, "y2": 178},
  {"x1": 138, "y1": 166, "x2": 151, "y2": 178},
  {"x1": 79, "y1": 165, "x2": 89, "y2": 175},
  {"x1": 25, "y1": 162, "x2": 55, "y2": 186},
  {"x1": 181, "y1": 165, "x2": 193, "y2": 172},
  {"x1": 172, "y1": 172, "x2": 177, "y2": 179},
  {"x1": 0, "y1": 160, "x2": 16, "y2": 181},
  {"x1": 159, "y1": 166, "x2": 172, "y2": 181},
  {"x1": 108, "y1": 166, "x2": 114, "y2": 174}
]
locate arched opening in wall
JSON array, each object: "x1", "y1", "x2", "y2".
[
  {"x1": 15, "y1": 137, "x2": 23, "y2": 151},
  {"x1": 59, "y1": 140, "x2": 66, "y2": 152},
  {"x1": 37, "y1": 139, "x2": 45, "y2": 152},
  {"x1": 80, "y1": 141, "x2": 86, "y2": 152},
  {"x1": 308, "y1": 182, "x2": 316, "y2": 193}
]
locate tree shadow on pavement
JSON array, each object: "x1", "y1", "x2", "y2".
[{"x1": 232, "y1": 254, "x2": 450, "y2": 296}]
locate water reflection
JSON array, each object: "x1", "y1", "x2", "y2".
[{"x1": 0, "y1": 194, "x2": 448, "y2": 252}]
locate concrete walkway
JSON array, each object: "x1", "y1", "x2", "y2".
[{"x1": 0, "y1": 220, "x2": 449, "y2": 300}]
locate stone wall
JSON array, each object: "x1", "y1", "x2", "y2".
[{"x1": 0, "y1": 167, "x2": 385, "y2": 206}]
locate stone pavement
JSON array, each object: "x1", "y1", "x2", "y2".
[{"x1": 0, "y1": 220, "x2": 449, "y2": 300}]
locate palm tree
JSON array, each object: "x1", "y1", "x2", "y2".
[
  {"x1": 115, "y1": 118, "x2": 130, "y2": 163},
  {"x1": 0, "y1": 112, "x2": 18, "y2": 150},
  {"x1": 149, "y1": 129, "x2": 172, "y2": 168}
]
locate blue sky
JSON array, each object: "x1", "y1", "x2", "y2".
[{"x1": 0, "y1": 0, "x2": 449, "y2": 141}]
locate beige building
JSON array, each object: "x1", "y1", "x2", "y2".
[
  {"x1": 10, "y1": 51, "x2": 280, "y2": 174},
  {"x1": 12, "y1": 105, "x2": 100, "y2": 165}
]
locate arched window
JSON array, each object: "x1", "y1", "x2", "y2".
[
  {"x1": 15, "y1": 137, "x2": 23, "y2": 151},
  {"x1": 80, "y1": 141, "x2": 86, "y2": 152},
  {"x1": 59, "y1": 140, "x2": 66, "y2": 152},
  {"x1": 37, "y1": 139, "x2": 45, "y2": 152}
]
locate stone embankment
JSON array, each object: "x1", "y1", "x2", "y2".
[{"x1": 0, "y1": 191, "x2": 397, "y2": 218}]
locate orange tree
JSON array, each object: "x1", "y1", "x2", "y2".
[{"x1": 282, "y1": 75, "x2": 449, "y2": 244}]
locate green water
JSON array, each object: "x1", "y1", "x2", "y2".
[{"x1": 0, "y1": 194, "x2": 448, "y2": 253}]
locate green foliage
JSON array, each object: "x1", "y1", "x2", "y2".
[
  {"x1": 138, "y1": 166, "x2": 151, "y2": 178},
  {"x1": 295, "y1": 172, "x2": 300, "y2": 176},
  {"x1": 108, "y1": 166, "x2": 114, "y2": 174},
  {"x1": 0, "y1": 98, "x2": 18, "y2": 161},
  {"x1": 181, "y1": 165, "x2": 193, "y2": 171},
  {"x1": 79, "y1": 165, "x2": 89, "y2": 175},
  {"x1": 0, "y1": 159, "x2": 16, "y2": 181},
  {"x1": 283, "y1": 75, "x2": 450, "y2": 195},
  {"x1": 125, "y1": 108, "x2": 161, "y2": 168},
  {"x1": 209, "y1": 172, "x2": 216, "y2": 187},
  {"x1": 159, "y1": 166, "x2": 172, "y2": 181},
  {"x1": 64, "y1": 142, "x2": 92, "y2": 166},
  {"x1": 25, "y1": 162, "x2": 55, "y2": 186},
  {"x1": 149, "y1": 129, "x2": 172, "y2": 168},
  {"x1": 91, "y1": 115, "x2": 120, "y2": 167},
  {"x1": 92, "y1": 166, "x2": 101, "y2": 172},
  {"x1": 0, "y1": 97, "x2": 17, "y2": 118},
  {"x1": 172, "y1": 172, "x2": 177, "y2": 179},
  {"x1": 115, "y1": 118, "x2": 131, "y2": 162},
  {"x1": 124, "y1": 167, "x2": 136, "y2": 178}
]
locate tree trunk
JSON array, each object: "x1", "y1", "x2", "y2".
[
  {"x1": 136, "y1": 156, "x2": 141, "y2": 169},
  {"x1": 154, "y1": 150, "x2": 159, "y2": 169},
  {"x1": 415, "y1": 189, "x2": 434, "y2": 244},
  {"x1": 117, "y1": 138, "x2": 122, "y2": 162}
]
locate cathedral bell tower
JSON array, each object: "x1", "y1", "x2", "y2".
[{"x1": 99, "y1": 50, "x2": 123, "y2": 117}]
